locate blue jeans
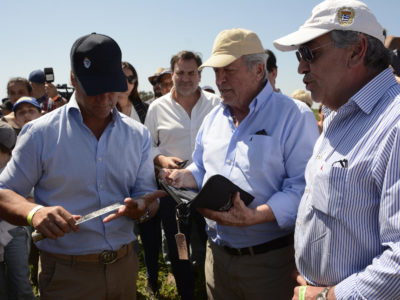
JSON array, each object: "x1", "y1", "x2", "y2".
[{"x1": 0, "y1": 226, "x2": 35, "y2": 300}]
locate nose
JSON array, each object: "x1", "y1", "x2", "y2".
[
  {"x1": 97, "y1": 92, "x2": 116, "y2": 102},
  {"x1": 297, "y1": 58, "x2": 311, "y2": 75},
  {"x1": 214, "y1": 68, "x2": 226, "y2": 86}
]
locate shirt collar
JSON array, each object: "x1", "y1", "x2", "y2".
[{"x1": 349, "y1": 68, "x2": 398, "y2": 114}]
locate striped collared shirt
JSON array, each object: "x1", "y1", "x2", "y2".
[{"x1": 295, "y1": 68, "x2": 400, "y2": 299}]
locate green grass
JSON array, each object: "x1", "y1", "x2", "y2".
[{"x1": 136, "y1": 238, "x2": 207, "y2": 299}]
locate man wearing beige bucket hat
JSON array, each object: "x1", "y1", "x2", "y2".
[
  {"x1": 160, "y1": 28, "x2": 318, "y2": 299},
  {"x1": 274, "y1": 0, "x2": 400, "y2": 299}
]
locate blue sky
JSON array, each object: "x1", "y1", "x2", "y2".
[{"x1": 1, "y1": 0, "x2": 399, "y2": 99}]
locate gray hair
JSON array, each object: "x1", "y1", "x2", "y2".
[
  {"x1": 330, "y1": 30, "x2": 390, "y2": 72},
  {"x1": 243, "y1": 53, "x2": 268, "y2": 84}
]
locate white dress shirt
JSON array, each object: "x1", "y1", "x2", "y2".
[{"x1": 145, "y1": 89, "x2": 220, "y2": 163}]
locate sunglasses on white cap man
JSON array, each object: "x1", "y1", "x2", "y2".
[
  {"x1": 273, "y1": 0, "x2": 385, "y2": 52},
  {"x1": 200, "y1": 28, "x2": 265, "y2": 69}
]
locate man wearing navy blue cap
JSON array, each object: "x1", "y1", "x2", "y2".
[
  {"x1": 0, "y1": 33, "x2": 164, "y2": 299},
  {"x1": 28, "y1": 69, "x2": 66, "y2": 112}
]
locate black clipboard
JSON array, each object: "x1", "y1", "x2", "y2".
[{"x1": 158, "y1": 174, "x2": 254, "y2": 211}]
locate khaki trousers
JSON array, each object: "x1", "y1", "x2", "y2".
[
  {"x1": 38, "y1": 243, "x2": 138, "y2": 300},
  {"x1": 205, "y1": 240, "x2": 296, "y2": 300}
]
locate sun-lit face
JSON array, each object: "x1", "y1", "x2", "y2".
[
  {"x1": 172, "y1": 59, "x2": 201, "y2": 97},
  {"x1": 297, "y1": 33, "x2": 351, "y2": 110},
  {"x1": 8, "y1": 82, "x2": 30, "y2": 104},
  {"x1": 213, "y1": 57, "x2": 262, "y2": 109},
  {"x1": 14, "y1": 103, "x2": 41, "y2": 127}
]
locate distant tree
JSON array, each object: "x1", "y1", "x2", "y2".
[{"x1": 139, "y1": 91, "x2": 154, "y2": 102}]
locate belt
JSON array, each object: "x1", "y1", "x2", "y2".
[
  {"x1": 222, "y1": 234, "x2": 293, "y2": 256},
  {"x1": 41, "y1": 242, "x2": 133, "y2": 264}
]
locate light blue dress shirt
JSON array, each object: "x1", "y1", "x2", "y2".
[
  {"x1": 295, "y1": 69, "x2": 400, "y2": 299},
  {"x1": 187, "y1": 82, "x2": 319, "y2": 248},
  {"x1": 0, "y1": 94, "x2": 157, "y2": 255}
]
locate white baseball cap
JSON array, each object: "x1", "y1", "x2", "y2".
[{"x1": 274, "y1": 0, "x2": 385, "y2": 51}]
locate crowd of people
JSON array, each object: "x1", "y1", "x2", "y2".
[{"x1": 0, "y1": 0, "x2": 400, "y2": 299}]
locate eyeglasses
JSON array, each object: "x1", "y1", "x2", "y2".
[
  {"x1": 295, "y1": 42, "x2": 333, "y2": 63},
  {"x1": 126, "y1": 75, "x2": 136, "y2": 84}
]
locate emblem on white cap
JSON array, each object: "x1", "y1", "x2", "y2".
[
  {"x1": 83, "y1": 57, "x2": 91, "y2": 69},
  {"x1": 337, "y1": 7, "x2": 355, "y2": 26}
]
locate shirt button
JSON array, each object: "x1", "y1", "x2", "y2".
[
  {"x1": 226, "y1": 160, "x2": 231, "y2": 164},
  {"x1": 99, "y1": 184, "x2": 103, "y2": 189},
  {"x1": 98, "y1": 157, "x2": 102, "y2": 162}
]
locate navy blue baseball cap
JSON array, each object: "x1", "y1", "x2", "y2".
[
  {"x1": 13, "y1": 96, "x2": 41, "y2": 112},
  {"x1": 70, "y1": 33, "x2": 127, "y2": 96},
  {"x1": 28, "y1": 70, "x2": 45, "y2": 84}
]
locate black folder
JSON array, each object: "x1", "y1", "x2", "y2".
[{"x1": 158, "y1": 174, "x2": 254, "y2": 211}]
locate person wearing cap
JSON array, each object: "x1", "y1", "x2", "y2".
[
  {"x1": 0, "y1": 121, "x2": 36, "y2": 300},
  {"x1": 159, "y1": 29, "x2": 318, "y2": 299},
  {"x1": 158, "y1": 68, "x2": 173, "y2": 96},
  {"x1": 146, "y1": 67, "x2": 165, "y2": 104},
  {"x1": 28, "y1": 69, "x2": 67, "y2": 113},
  {"x1": 13, "y1": 96, "x2": 42, "y2": 128},
  {"x1": 0, "y1": 33, "x2": 164, "y2": 299},
  {"x1": 2, "y1": 77, "x2": 32, "y2": 132},
  {"x1": 273, "y1": 0, "x2": 400, "y2": 299},
  {"x1": 145, "y1": 50, "x2": 220, "y2": 299}
]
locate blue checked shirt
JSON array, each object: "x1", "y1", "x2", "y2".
[
  {"x1": 295, "y1": 69, "x2": 400, "y2": 299},
  {"x1": 187, "y1": 82, "x2": 319, "y2": 248}
]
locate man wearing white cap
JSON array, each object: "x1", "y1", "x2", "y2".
[
  {"x1": 161, "y1": 28, "x2": 318, "y2": 299},
  {"x1": 274, "y1": 0, "x2": 400, "y2": 299}
]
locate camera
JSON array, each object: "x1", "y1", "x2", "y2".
[{"x1": 44, "y1": 67, "x2": 54, "y2": 83}]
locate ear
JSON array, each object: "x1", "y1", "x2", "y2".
[
  {"x1": 70, "y1": 71, "x2": 77, "y2": 87},
  {"x1": 255, "y1": 63, "x2": 266, "y2": 81},
  {"x1": 348, "y1": 34, "x2": 368, "y2": 68}
]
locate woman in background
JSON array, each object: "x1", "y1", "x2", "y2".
[{"x1": 117, "y1": 61, "x2": 148, "y2": 123}]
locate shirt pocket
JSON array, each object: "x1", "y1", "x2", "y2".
[
  {"x1": 235, "y1": 135, "x2": 279, "y2": 173},
  {"x1": 310, "y1": 163, "x2": 348, "y2": 217}
]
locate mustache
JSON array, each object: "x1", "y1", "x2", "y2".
[{"x1": 303, "y1": 74, "x2": 312, "y2": 82}]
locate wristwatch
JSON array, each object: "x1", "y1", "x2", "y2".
[
  {"x1": 136, "y1": 208, "x2": 150, "y2": 223},
  {"x1": 316, "y1": 286, "x2": 332, "y2": 300}
]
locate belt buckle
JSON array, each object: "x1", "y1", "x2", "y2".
[{"x1": 99, "y1": 250, "x2": 118, "y2": 264}]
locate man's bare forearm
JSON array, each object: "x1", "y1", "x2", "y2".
[{"x1": 0, "y1": 189, "x2": 38, "y2": 225}]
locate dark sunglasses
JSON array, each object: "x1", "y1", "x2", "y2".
[
  {"x1": 126, "y1": 75, "x2": 136, "y2": 84},
  {"x1": 295, "y1": 42, "x2": 332, "y2": 63}
]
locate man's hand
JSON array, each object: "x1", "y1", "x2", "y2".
[
  {"x1": 32, "y1": 206, "x2": 80, "y2": 240},
  {"x1": 154, "y1": 155, "x2": 185, "y2": 169},
  {"x1": 158, "y1": 168, "x2": 198, "y2": 189},
  {"x1": 103, "y1": 190, "x2": 166, "y2": 223},
  {"x1": 292, "y1": 274, "x2": 336, "y2": 300},
  {"x1": 45, "y1": 82, "x2": 59, "y2": 98},
  {"x1": 198, "y1": 192, "x2": 276, "y2": 226}
]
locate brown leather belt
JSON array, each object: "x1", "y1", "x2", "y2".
[
  {"x1": 41, "y1": 242, "x2": 133, "y2": 264},
  {"x1": 222, "y1": 234, "x2": 293, "y2": 256}
]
